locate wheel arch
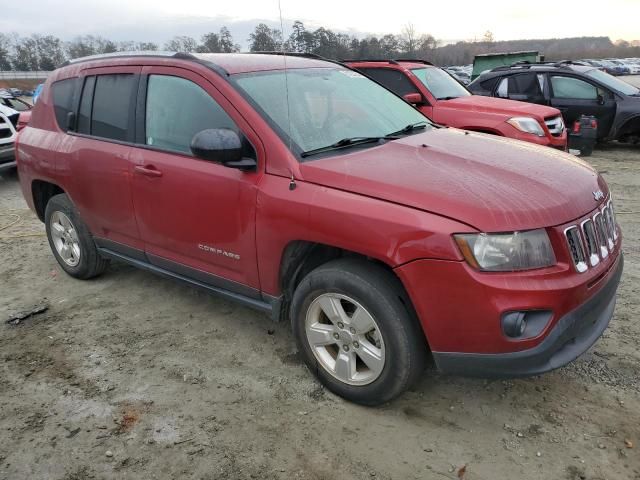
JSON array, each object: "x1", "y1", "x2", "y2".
[
  {"x1": 277, "y1": 240, "x2": 429, "y2": 347},
  {"x1": 615, "y1": 114, "x2": 640, "y2": 142},
  {"x1": 31, "y1": 180, "x2": 65, "y2": 222}
]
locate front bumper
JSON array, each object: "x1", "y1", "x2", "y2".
[{"x1": 432, "y1": 253, "x2": 623, "y2": 377}]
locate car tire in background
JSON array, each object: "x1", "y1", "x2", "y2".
[
  {"x1": 45, "y1": 193, "x2": 109, "y2": 279},
  {"x1": 291, "y1": 258, "x2": 426, "y2": 405}
]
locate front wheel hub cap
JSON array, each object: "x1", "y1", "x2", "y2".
[{"x1": 304, "y1": 293, "x2": 386, "y2": 386}]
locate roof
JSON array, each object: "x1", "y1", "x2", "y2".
[{"x1": 61, "y1": 51, "x2": 338, "y2": 75}]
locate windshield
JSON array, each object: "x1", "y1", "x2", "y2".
[
  {"x1": 411, "y1": 67, "x2": 470, "y2": 100},
  {"x1": 586, "y1": 68, "x2": 639, "y2": 95},
  {"x1": 234, "y1": 67, "x2": 428, "y2": 156}
]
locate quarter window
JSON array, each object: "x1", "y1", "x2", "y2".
[
  {"x1": 145, "y1": 75, "x2": 239, "y2": 155},
  {"x1": 91, "y1": 74, "x2": 137, "y2": 141},
  {"x1": 550, "y1": 76, "x2": 598, "y2": 100},
  {"x1": 51, "y1": 78, "x2": 78, "y2": 132}
]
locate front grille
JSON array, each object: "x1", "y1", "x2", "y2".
[
  {"x1": 564, "y1": 199, "x2": 619, "y2": 273},
  {"x1": 545, "y1": 116, "x2": 565, "y2": 137}
]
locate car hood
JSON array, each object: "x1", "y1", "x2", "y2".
[
  {"x1": 438, "y1": 95, "x2": 561, "y2": 120},
  {"x1": 299, "y1": 128, "x2": 607, "y2": 232},
  {"x1": 0, "y1": 104, "x2": 18, "y2": 117}
]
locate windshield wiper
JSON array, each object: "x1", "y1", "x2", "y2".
[
  {"x1": 301, "y1": 136, "x2": 388, "y2": 158},
  {"x1": 438, "y1": 96, "x2": 460, "y2": 100},
  {"x1": 384, "y1": 121, "x2": 429, "y2": 137}
]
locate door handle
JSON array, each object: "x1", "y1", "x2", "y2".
[{"x1": 134, "y1": 165, "x2": 163, "y2": 178}]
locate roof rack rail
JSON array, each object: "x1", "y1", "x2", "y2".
[
  {"x1": 62, "y1": 51, "x2": 196, "y2": 67},
  {"x1": 394, "y1": 58, "x2": 434, "y2": 66},
  {"x1": 552, "y1": 59, "x2": 590, "y2": 67},
  {"x1": 490, "y1": 59, "x2": 584, "y2": 73},
  {"x1": 250, "y1": 51, "x2": 326, "y2": 60},
  {"x1": 340, "y1": 59, "x2": 400, "y2": 64},
  {"x1": 341, "y1": 58, "x2": 434, "y2": 66}
]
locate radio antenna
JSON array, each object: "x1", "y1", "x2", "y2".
[{"x1": 278, "y1": 0, "x2": 295, "y2": 159}]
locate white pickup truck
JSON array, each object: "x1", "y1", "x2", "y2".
[{"x1": 0, "y1": 103, "x2": 19, "y2": 171}]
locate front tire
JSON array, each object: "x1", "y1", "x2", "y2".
[
  {"x1": 291, "y1": 259, "x2": 425, "y2": 405},
  {"x1": 45, "y1": 193, "x2": 109, "y2": 279}
]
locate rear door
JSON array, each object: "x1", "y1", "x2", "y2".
[
  {"x1": 548, "y1": 74, "x2": 616, "y2": 136},
  {"x1": 495, "y1": 73, "x2": 547, "y2": 104},
  {"x1": 129, "y1": 66, "x2": 263, "y2": 294},
  {"x1": 63, "y1": 66, "x2": 142, "y2": 251}
]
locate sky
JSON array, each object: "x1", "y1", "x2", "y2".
[{"x1": 2, "y1": 0, "x2": 639, "y2": 47}]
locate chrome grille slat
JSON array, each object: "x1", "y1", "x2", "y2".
[
  {"x1": 565, "y1": 226, "x2": 587, "y2": 273},
  {"x1": 581, "y1": 219, "x2": 600, "y2": 267},
  {"x1": 593, "y1": 212, "x2": 609, "y2": 259}
]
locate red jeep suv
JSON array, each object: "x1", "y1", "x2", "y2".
[
  {"x1": 345, "y1": 59, "x2": 567, "y2": 149},
  {"x1": 16, "y1": 52, "x2": 622, "y2": 405}
]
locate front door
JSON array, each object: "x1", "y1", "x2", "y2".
[
  {"x1": 548, "y1": 74, "x2": 617, "y2": 137},
  {"x1": 130, "y1": 66, "x2": 264, "y2": 295}
]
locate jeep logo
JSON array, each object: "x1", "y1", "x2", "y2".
[{"x1": 593, "y1": 190, "x2": 604, "y2": 201}]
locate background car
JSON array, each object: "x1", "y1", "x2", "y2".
[
  {"x1": 0, "y1": 90, "x2": 33, "y2": 112},
  {"x1": 469, "y1": 61, "x2": 640, "y2": 143},
  {"x1": 0, "y1": 103, "x2": 19, "y2": 170},
  {"x1": 345, "y1": 59, "x2": 566, "y2": 149}
]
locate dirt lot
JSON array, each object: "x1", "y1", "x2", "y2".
[{"x1": 1, "y1": 142, "x2": 639, "y2": 479}]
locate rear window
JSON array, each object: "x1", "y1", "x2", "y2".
[
  {"x1": 90, "y1": 74, "x2": 137, "y2": 141},
  {"x1": 51, "y1": 78, "x2": 78, "y2": 131}
]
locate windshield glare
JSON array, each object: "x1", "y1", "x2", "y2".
[
  {"x1": 586, "y1": 68, "x2": 639, "y2": 95},
  {"x1": 411, "y1": 67, "x2": 470, "y2": 100},
  {"x1": 234, "y1": 68, "x2": 428, "y2": 156}
]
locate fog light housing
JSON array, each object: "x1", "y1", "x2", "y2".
[
  {"x1": 501, "y1": 310, "x2": 553, "y2": 340},
  {"x1": 502, "y1": 312, "x2": 527, "y2": 338}
]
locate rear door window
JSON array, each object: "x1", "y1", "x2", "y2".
[
  {"x1": 497, "y1": 73, "x2": 542, "y2": 99},
  {"x1": 90, "y1": 74, "x2": 137, "y2": 141},
  {"x1": 144, "y1": 74, "x2": 240, "y2": 155},
  {"x1": 550, "y1": 76, "x2": 598, "y2": 100},
  {"x1": 358, "y1": 68, "x2": 420, "y2": 97},
  {"x1": 51, "y1": 78, "x2": 78, "y2": 131}
]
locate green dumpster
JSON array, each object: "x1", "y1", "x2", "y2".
[{"x1": 472, "y1": 51, "x2": 543, "y2": 81}]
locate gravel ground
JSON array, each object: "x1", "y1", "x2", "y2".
[{"x1": 0, "y1": 142, "x2": 638, "y2": 480}]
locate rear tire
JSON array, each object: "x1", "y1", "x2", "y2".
[
  {"x1": 291, "y1": 258, "x2": 425, "y2": 405},
  {"x1": 45, "y1": 193, "x2": 109, "y2": 279}
]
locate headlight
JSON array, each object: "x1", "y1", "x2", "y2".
[
  {"x1": 506, "y1": 117, "x2": 545, "y2": 137},
  {"x1": 454, "y1": 229, "x2": 556, "y2": 271}
]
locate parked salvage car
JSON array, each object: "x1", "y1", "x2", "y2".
[
  {"x1": 345, "y1": 59, "x2": 566, "y2": 149},
  {"x1": 0, "y1": 90, "x2": 32, "y2": 112},
  {"x1": 469, "y1": 61, "x2": 640, "y2": 143},
  {"x1": 16, "y1": 52, "x2": 623, "y2": 405},
  {"x1": 0, "y1": 104, "x2": 19, "y2": 170}
]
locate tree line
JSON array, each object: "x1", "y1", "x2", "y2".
[{"x1": 1, "y1": 21, "x2": 639, "y2": 71}]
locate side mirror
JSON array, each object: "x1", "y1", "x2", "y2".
[
  {"x1": 66, "y1": 111, "x2": 76, "y2": 132},
  {"x1": 402, "y1": 93, "x2": 423, "y2": 105},
  {"x1": 596, "y1": 94, "x2": 605, "y2": 105},
  {"x1": 190, "y1": 129, "x2": 256, "y2": 171}
]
